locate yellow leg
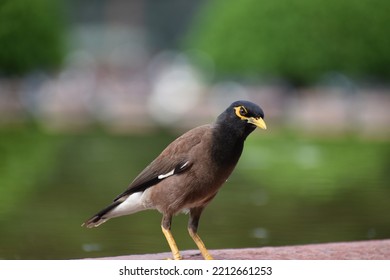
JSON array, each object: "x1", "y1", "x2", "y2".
[
  {"x1": 188, "y1": 228, "x2": 214, "y2": 260},
  {"x1": 161, "y1": 225, "x2": 182, "y2": 260}
]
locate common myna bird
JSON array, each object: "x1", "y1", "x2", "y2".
[{"x1": 83, "y1": 100, "x2": 266, "y2": 260}]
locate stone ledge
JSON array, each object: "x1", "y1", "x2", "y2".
[{"x1": 91, "y1": 239, "x2": 390, "y2": 260}]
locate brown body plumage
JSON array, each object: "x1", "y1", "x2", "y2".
[{"x1": 83, "y1": 100, "x2": 266, "y2": 260}]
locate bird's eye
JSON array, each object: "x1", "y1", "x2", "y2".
[{"x1": 239, "y1": 106, "x2": 248, "y2": 116}]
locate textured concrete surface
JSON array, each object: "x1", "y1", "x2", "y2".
[{"x1": 92, "y1": 239, "x2": 390, "y2": 260}]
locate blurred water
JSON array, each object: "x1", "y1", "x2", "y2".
[{"x1": 0, "y1": 128, "x2": 389, "y2": 259}]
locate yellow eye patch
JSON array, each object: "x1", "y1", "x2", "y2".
[{"x1": 234, "y1": 106, "x2": 248, "y2": 120}]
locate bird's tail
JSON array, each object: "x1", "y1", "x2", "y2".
[{"x1": 82, "y1": 201, "x2": 121, "y2": 228}]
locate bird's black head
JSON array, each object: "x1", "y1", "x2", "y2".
[
  {"x1": 231, "y1": 100, "x2": 266, "y2": 127},
  {"x1": 217, "y1": 100, "x2": 267, "y2": 135},
  {"x1": 211, "y1": 100, "x2": 266, "y2": 165}
]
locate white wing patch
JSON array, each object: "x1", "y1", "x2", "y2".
[
  {"x1": 158, "y1": 169, "x2": 175, "y2": 179},
  {"x1": 157, "y1": 161, "x2": 190, "y2": 180}
]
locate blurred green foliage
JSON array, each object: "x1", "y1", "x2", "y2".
[
  {"x1": 0, "y1": 126, "x2": 63, "y2": 219},
  {"x1": 240, "y1": 133, "x2": 390, "y2": 197},
  {"x1": 0, "y1": 0, "x2": 65, "y2": 75},
  {"x1": 187, "y1": 0, "x2": 390, "y2": 84}
]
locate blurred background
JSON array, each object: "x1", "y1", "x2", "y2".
[{"x1": 0, "y1": 0, "x2": 389, "y2": 259}]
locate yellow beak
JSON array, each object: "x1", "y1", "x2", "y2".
[{"x1": 248, "y1": 117, "x2": 267, "y2": 130}]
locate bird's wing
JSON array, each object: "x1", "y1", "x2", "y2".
[{"x1": 113, "y1": 125, "x2": 210, "y2": 202}]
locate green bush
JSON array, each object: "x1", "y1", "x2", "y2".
[
  {"x1": 187, "y1": 0, "x2": 390, "y2": 85},
  {"x1": 0, "y1": 0, "x2": 65, "y2": 76}
]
